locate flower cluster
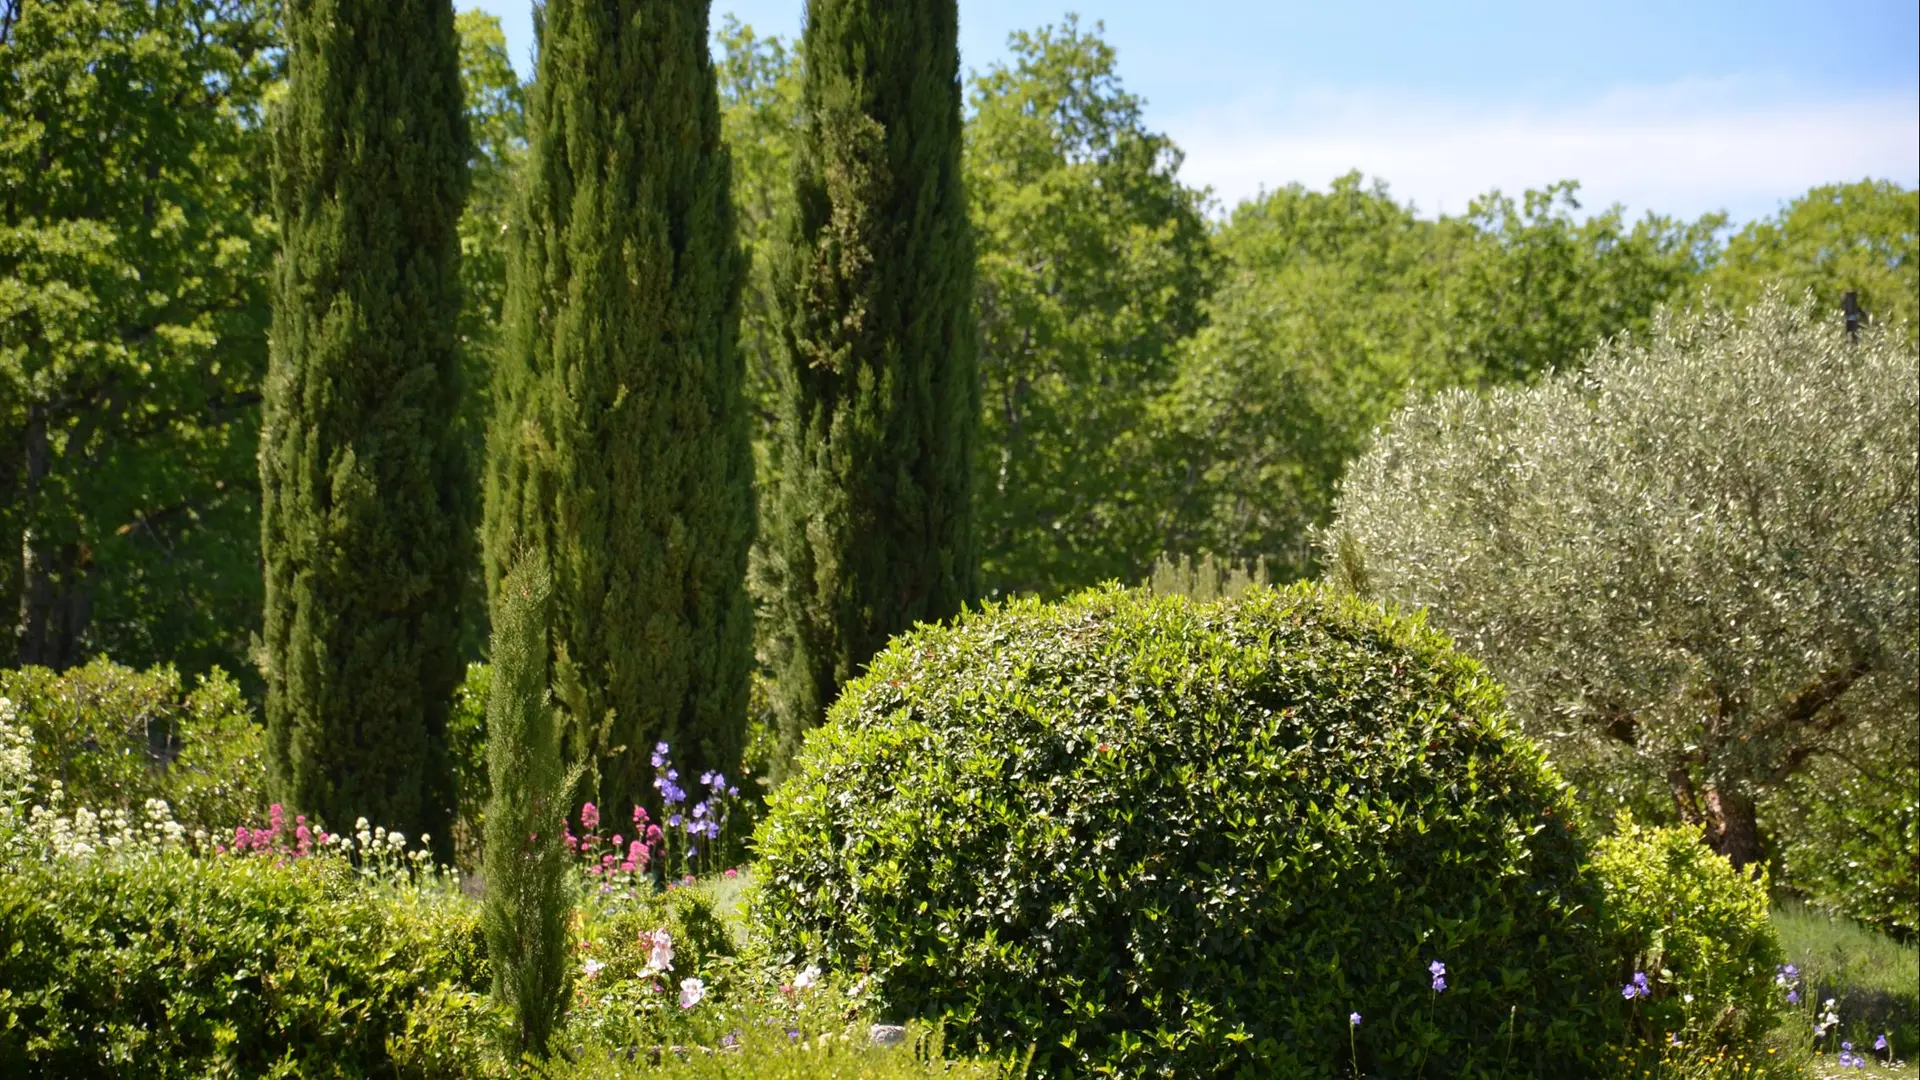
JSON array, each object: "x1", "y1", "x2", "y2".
[
  {"x1": 20, "y1": 787, "x2": 187, "y2": 859},
  {"x1": 649, "y1": 741, "x2": 740, "y2": 878},
  {"x1": 1775, "y1": 962, "x2": 1802, "y2": 1005},
  {"x1": 0, "y1": 696, "x2": 30, "y2": 808},
  {"x1": 1621, "y1": 971, "x2": 1651, "y2": 1000},
  {"x1": 1814, "y1": 997, "x2": 1841, "y2": 1041},
  {"x1": 216, "y1": 803, "x2": 329, "y2": 858},
  {"x1": 567, "y1": 801, "x2": 661, "y2": 885},
  {"x1": 1838, "y1": 1041, "x2": 1868, "y2": 1069},
  {"x1": 1429, "y1": 960, "x2": 1447, "y2": 993}
]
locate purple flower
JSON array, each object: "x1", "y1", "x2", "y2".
[
  {"x1": 1429, "y1": 961, "x2": 1447, "y2": 993},
  {"x1": 727, "y1": 785, "x2": 739, "y2": 797},
  {"x1": 1349, "y1": 1012, "x2": 1362, "y2": 1026},
  {"x1": 1788, "y1": 989, "x2": 1800, "y2": 1005},
  {"x1": 1622, "y1": 971, "x2": 1650, "y2": 1000},
  {"x1": 1876, "y1": 1034, "x2": 1889, "y2": 1051}
]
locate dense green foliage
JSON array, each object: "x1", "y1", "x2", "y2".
[
  {"x1": 1768, "y1": 752, "x2": 1919, "y2": 940},
  {"x1": 755, "y1": 584, "x2": 1612, "y2": 1078},
  {"x1": 1706, "y1": 179, "x2": 1919, "y2": 343},
  {"x1": 260, "y1": 0, "x2": 472, "y2": 858},
  {"x1": 1329, "y1": 293, "x2": 1919, "y2": 870},
  {"x1": 1592, "y1": 816, "x2": 1784, "y2": 1043},
  {"x1": 1162, "y1": 176, "x2": 1721, "y2": 581},
  {"x1": 0, "y1": 852, "x2": 486, "y2": 1078},
  {"x1": 0, "y1": 659, "x2": 264, "y2": 830},
  {"x1": 967, "y1": 19, "x2": 1217, "y2": 597},
  {"x1": 0, "y1": 0, "x2": 277, "y2": 677},
  {"x1": 755, "y1": 0, "x2": 979, "y2": 768},
  {"x1": 481, "y1": 557, "x2": 574, "y2": 1057},
  {"x1": 484, "y1": 0, "x2": 753, "y2": 807},
  {"x1": 546, "y1": 1028, "x2": 1020, "y2": 1080}
]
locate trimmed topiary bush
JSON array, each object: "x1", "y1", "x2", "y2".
[
  {"x1": 0, "y1": 852, "x2": 487, "y2": 1078},
  {"x1": 753, "y1": 584, "x2": 1613, "y2": 1077}
]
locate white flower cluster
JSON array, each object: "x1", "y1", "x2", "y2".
[
  {"x1": 19, "y1": 785, "x2": 188, "y2": 860},
  {"x1": 0, "y1": 696, "x2": 33, "y2": 808}
]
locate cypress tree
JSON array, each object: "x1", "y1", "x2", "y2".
[
  {"x1": 261, "y1": 0, "x2": 470, "y2": 856},
  {"x1": 759, "y1": 0, "x2": 978, "y2": 768},
  {"x1": 483, "y1": 0, "x2": 752, "y2": 811},
  {"x1": 481, "y1": 554, "x2": 573, "y2": 1057}
]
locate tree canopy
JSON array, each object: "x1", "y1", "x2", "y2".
[
  {"x1": 0, "y1": 0, "x2": 278, "y2": 676},
  {"x1": 1328, "y1": 291, "x2": 1919, "y2": 867}
]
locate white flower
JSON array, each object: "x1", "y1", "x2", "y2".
[
  {"x1": 793, "y1": 964, "x2": 821, "y2": 991},
  {"x1": 678, "y1": 976, "x2": 705, "y2": 1009},
  {"x1": 582, "y1": 958, "x2": 605, "y2": 979},
  {"x1": 644, "y1": 929, "x2": 673, "y2": 974}
]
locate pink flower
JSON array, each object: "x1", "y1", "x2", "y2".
[
  {"x1": 723, "y1": 867, "x2": 739, "y2": 879},
  {"x1": 581, "y1": 802, "x2": 600, "y2": 831}
]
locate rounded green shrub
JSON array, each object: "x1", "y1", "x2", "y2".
[
  {"x1": 754, "y1": 584, "x2": 1612, "y2": 1077},
  {"x1": 0, "y1": 852, "x2": 487, "y2": 1078},
  {"x1": 1593, "y1": 814, "x2": 1784, "y2": 1044}
]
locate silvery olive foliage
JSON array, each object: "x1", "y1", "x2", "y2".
[{"x1": 1327, "y1": 290, "x2": 1919, "y2": 865}]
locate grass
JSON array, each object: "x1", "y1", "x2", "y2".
[{"x1": 1773, "y1": 901, "x2": 1919, "y2": 1069}]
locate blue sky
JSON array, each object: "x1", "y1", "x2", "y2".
[{"x1": 469, "y1": 0, "x2": 1919, "y2": 226}]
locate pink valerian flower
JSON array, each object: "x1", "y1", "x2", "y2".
[{"x1": 581, "y1": 802, "x2": 600, "y2": 831}]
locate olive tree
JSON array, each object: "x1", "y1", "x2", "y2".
[{"x1": 1327, "y1": 291, "x2": 1918, "y2": 869}]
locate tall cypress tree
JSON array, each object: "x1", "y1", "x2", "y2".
[
  {"x1": 261, "y1": 0, "x2": 470, "y2": 856},
  {"x1": 759, "y1": 0, "x2": 978, "y2": 768},
  {"x1": 484, "y1": 0, "x2": 752, "y2": 811}
]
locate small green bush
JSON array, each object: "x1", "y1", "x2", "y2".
[
  {"x1": 754, "y1": 584, "x2": 1612, "y2": 1077},
  {"x1": 0, "y1": 851, "x2": 488, "y2": 1078},
  {"x1": 1769, "y1": 754, "x2": 1918, "y2": 942},
  {"x1": 1592, "y1": 815, "x2": 1783, "y2": 1044},
  {"x1": 0, "y1": 660, "x2": 266, "y2": 829}
]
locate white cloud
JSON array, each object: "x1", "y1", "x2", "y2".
[{"x1": 1168, "y1": 77, "x2": 1920, "y2": 225}]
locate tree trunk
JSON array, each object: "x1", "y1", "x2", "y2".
[
  {"x1": 1703, "y1": 785, "x2": 1764, "y2": 871},
  {"x1": 13, "y1": 403, "x2": 89, "y2": 670}
]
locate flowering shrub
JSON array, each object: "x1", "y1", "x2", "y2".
[
  {"x1": 755, "y1": 583, "x2": 1613, "y2": 1078},
  {"x1": 568, "y1": 881, "x2": 743, "y2": 1050},
  {"x1": 0, "y1": 660, "x2": 266, "y2": 831},
  {"x1": 1593, "y1": 814, "x2": 1783, "y2": 1045}
]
